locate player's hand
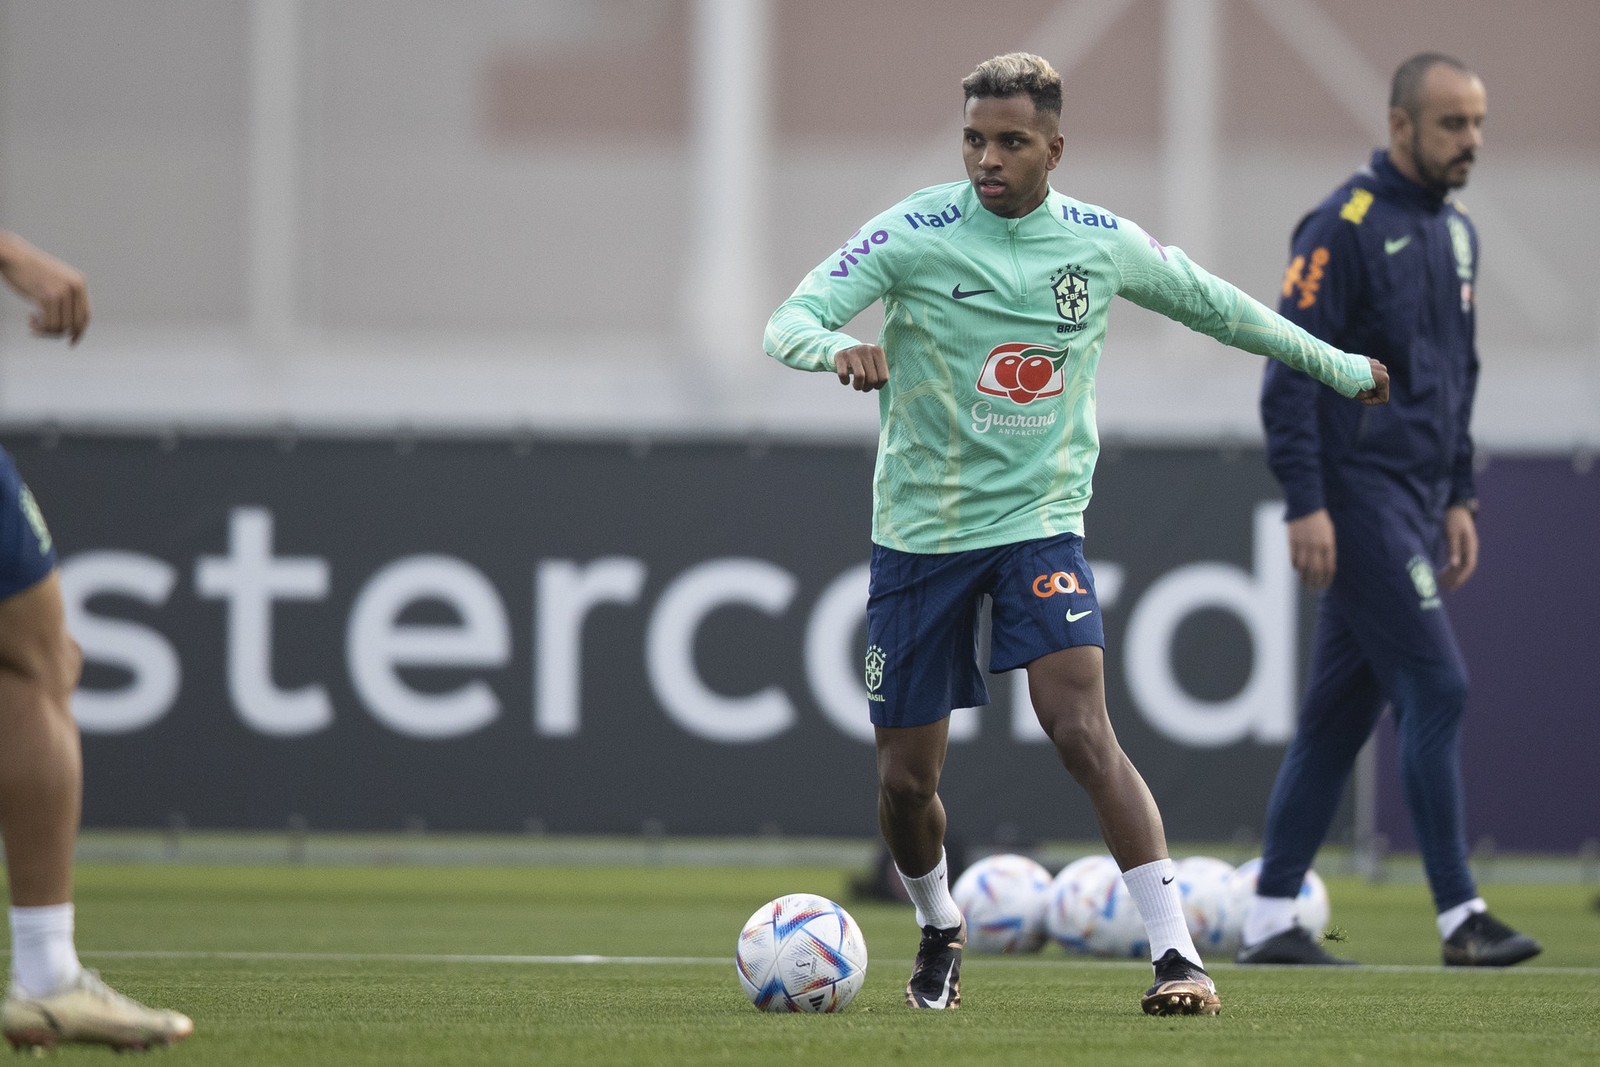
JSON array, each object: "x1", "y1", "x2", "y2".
[
  {"x1": 834, "y1": 344, "x2": 888, "y2": 392},
  {"x1": 1287, "y1": 508, "x2": 1337, "y2": 590},
  {"x1": 1355, "y1": 357, "x2": 1389, "y2": 405},
  {"x1": 0, "y1": 231, "x2": 90, "y2": 345},
  {"x1": 1437, "y1": 503, "x2": 1479, "y2": 593}
]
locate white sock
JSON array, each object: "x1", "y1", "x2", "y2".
[
  {"x1": 9, "y1": 904, "x2": 83, "y2": 998},
  {"x1": 1122, "y1": 858, "x2": 1203, "y2": 967},
  {"x1": 1242, "y1": 894, "x2": 1300, "y2": 948},
  {"x1": 1437, "y1": 897, "x2": 1487, "y2": 940},
  {"x1": 896, "y1": 849, "x2": 963, "y2": 931}
]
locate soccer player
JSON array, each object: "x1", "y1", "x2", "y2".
[
  {"x1": 1242, "y1": 54, "x2": 1541, "y2": 968},
  {"x1": 765, "y1": 53, "x2": 1389, "y2": 1015},
  {"x1": 0, "y1": 230, "x2": 195, "y2": 1049}
]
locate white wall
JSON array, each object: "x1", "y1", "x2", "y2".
[{"x1": 1, "y1": 0, "x2": 1595, "y2": 449}]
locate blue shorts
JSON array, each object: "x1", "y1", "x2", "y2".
[
  {"x1": 864, "y1": 532, "x2": 1105, "y2": 728},
  {"x1": 0, "y1": 448, "x2": 57, "y2": 600}
]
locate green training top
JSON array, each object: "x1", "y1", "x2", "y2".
[{"x1": 765, "y1": 181, "x2": 1375, "y2": 553}]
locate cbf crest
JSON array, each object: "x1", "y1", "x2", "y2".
[
  {"x1": 1447, "y1": 216, "x2": 1473, "y2": 280},
  {"x1": 1406, "y1": 555, "x2": 1442, "y2": 610},
  {"x1": 1050, "y1": 265, "x2": 1089, "y2": 331},
  {"x1": 864, "y1": 645, "x2": 886, "y2": 695}
]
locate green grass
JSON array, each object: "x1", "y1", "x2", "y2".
[{"x1": 19, "y1": 862, "x2": 1600, "y2": 1064}]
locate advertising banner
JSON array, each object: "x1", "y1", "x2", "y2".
[{"x1": 5, "y1": 432, "x2": 1587, "y2": 848}]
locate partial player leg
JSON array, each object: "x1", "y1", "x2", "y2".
[
  {"x1": 1027, "y1": 646, "x2": 1217, "y2": 1015},
  {"x1": 0, "y1": 574, "x2": 83, "y2": 908},
  {"x1": 1388, "y1": 656, "x2": 1474, "y2": 911},
  {"x1": 1028, "y1": 647, "x2": 1164, "y2": 865},
  {"x1": 0, "y1": 573, "x2": 193, "y2": 1050},
  {"x1": 863, "y1": 542, "x2": 993, "y2": 1009},
  {"x1": 1386, "y1": 655, "x2": 1541, "y2": 966},
  {"x1": 875, "y1": 719, "x2": 967, "y2": 1009}
]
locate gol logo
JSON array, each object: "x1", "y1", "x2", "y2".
[
  {"x1": 976, "y1": 342, "x2": 1069, "y2": 404},
  {"x1": 1032, "y1": 571, "x2": 1086, "y2": 598}
]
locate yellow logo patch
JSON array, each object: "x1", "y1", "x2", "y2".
[{"x1": 1339, "y1": 188, "x2": 1374, "y2": 224}]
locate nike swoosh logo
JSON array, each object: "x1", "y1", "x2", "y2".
[
  {"x1": 922, "y1": 960, "x2": 956, "y2": 1009},
  {"x1": 951, "y1": 285, "x2": 996, "y2": 300},
  {"x1": 1064, "y1": 608, "x2": 1094, "y2": 623},
  {"x1": 1162, "y1": 875, "x2": 1175, "y2": 885},
  {"x1": 1384, "y1": 236, "x2": 1412, "y2": 255}
]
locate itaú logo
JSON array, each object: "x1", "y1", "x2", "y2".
[
  {"x1": 975, "y1": 342, "x2": 1069, "y2": 404},
  {"x1": 1031, "y1": 571, "x2": 1086, "y2": 598}
]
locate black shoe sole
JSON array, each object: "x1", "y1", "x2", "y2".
[{"x1": 1443, "y1": 939, "x2": 1542, "y2": 967}]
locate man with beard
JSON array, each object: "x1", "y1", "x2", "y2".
[{"x1": 1244, "y1": 53, "x2": 1540, "y2": 968}]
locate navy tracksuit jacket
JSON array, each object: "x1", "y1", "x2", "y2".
[{"x1": 1263, "y1": 148, "x2": 1480, "y2": 524}]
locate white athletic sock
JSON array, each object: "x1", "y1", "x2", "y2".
[
  {"x1": 896, "y1": 849, "x2": 963, "y2": 931},
  {"x1": 1122, "y1": 858, "x2": 1202, "y2": 967},
  {"x1": 9, "y1": 903, "x2": 83, "y2": 998},
  {"x1": 1242, "y1": 893, "x2": 1300, "y2": 948},
  {"x1": 1437, "y1": 897, "x2": 1487, "y2": 940}
]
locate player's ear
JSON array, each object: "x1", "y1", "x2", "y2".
[
  {"x1": 1047, "y1": 132, "x2": 1065, "y2": 171},
  {"x1": 1388, "y1": 106, "x2": 1412, "y2": 145}
]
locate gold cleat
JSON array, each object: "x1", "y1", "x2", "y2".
[
  {"x1": 1141, "y1": 948, "x2": 1222, "y2": 1016},
  {"x1": 2, "y1": 970, "x2": 193, "y2": 1052}
]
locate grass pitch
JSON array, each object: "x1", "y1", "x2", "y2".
[{"x1": 28, "y1": 859, "x2": 1600, "y2": 1064}]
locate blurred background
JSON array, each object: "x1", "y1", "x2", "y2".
[
  {"x1": 2, "y1": 0, "x2": 1595, "y2": 444},
  {"x1": 0, "y1": 0, "x2": 1595, "y2": 859}
]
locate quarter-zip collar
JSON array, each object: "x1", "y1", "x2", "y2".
[{"x1": 962, "y1": 185, "x2": 1061, "y2": 236}]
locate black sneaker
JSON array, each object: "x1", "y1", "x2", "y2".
[
  {"x1": 1236, "y1": 925, "x2": 1358, "y2": 966},
  {"x1": 1141, "y1": 948, "x2": 1221, "y2": 1016},
  {"x1": 1442, "y1": 912, "x2": 1542, "y2": 967},
  {"x1": 905, "y1": 918, "x2": 965, "y2": 1009}
]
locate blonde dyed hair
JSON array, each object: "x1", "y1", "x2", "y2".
[{"x1": 961, "y1": 52, "x2": 1062, "y2": 117}]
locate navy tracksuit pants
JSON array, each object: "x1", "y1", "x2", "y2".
[{"x1": 1257, "y1": 500, "x2": 1477, "y2": 913}]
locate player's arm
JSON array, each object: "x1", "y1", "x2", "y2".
[
  {"x1": 1440, "y1": 219, "x2": 1483, "y2": 593},
  {"x1": 1447, "y1": 216, "x2": 1482, "y2": 527},
  {"x1": 0, "y1": 230, "x2": 90, "y2": 344},
  {"x1": 765, "y1": 214, "x2": 904, "y2": 390},
  {"x1": 1110, "y1": 220, "x2": 1385, "y2": 403}
]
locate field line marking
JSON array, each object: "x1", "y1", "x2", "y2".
[
  {"x1": 83, "y1": 949, "x2": 1600, "y2": 977},
  {"x1": 89, "y1": 950, "x2": 731, "y2": 965}
]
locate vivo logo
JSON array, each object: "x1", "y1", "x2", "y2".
[{"x1": 828, "y1": 229, "x2": 890, "y2": 278}]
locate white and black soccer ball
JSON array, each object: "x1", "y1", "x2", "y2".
[
  {"x1": 950, "y1": 853, "x2": 1053, "y2": 954},
  {"x1": 1220, "y1": 857, "x2": 1332, "y2": 953},
  {"x1": 735, "y1": 893, "x2": 868, "y2": 1013},
  {"x1": 1174, "y1": 856, "x2": 1236, "y2": 953},
  {"x1": 1044, "y1": 854, "x2": 1149, "y2": 959}
]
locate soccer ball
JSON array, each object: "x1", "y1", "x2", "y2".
[
  {"x1": 735, "y1": 893, "x2": 868, "y2": 1013},
  {"x1": 1220, "y1": 857, "x2": 1331, "y2": 953},
  {"x1": 950, "y1": 853, "x2": 1053, "y2": 954},
  {"x1": 1044, "y1": 855, "x2": 1107, "y2": 954},
  {"x1": 1044, "y1": 854, "x2": 1149, "y2": 959},
  {"x1": 1174, "y1": 856, "x2": 1236, "y2": 953}
]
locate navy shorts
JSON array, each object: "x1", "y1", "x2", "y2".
[
  {"x1": 864, "y1": 531, "x2": 1105, "y2": 728},
  {"x1": 0, "y1": 448, "x2": 57, "y2": 600}
]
